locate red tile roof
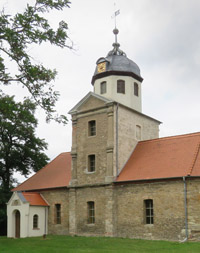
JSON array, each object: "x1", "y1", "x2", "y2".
[
  {"x1": 22, "y1": 192, "x2": 49, "y2": 206},
  {"x1": 13, "y1": 152, "x2": 71, "y2": 191},
  {"x1": 116, "y1": 132, "x2": 200, "y2": 182}
]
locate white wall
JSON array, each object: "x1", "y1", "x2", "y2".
[
  {"x1": 28, "y1": 206, "x2": 48, "y2": 237},
  {"x1": 7, "y1": 192, "x2": 48, "y2": 238},
  {"x1": 7, "y1": 192, "x2": 29, "y2": 238},
  {"x1": 94, "y1": 75, "x2": 142, "y2": 112}
]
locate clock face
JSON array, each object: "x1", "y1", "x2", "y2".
[{"x1": 97, "y1": 62, "x2": 106, "y2": 73}]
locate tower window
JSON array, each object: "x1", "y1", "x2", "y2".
[
  {"x1": 117, "y1": 80, "x2": 125, "y2": 94},
  {"x1": 136, "y1": 125, "x2": 142, "y2": 140},
  {"x1": 100, "y1": 81, "x2": 107, "y2": 94},
  {"x1": 88, "y1": 154, "x2": 95, "y2": 172},
  {"x1": 144, "y1": 199, "x2": 154, "y2": 224},
  {"x1": 33, "y1": 214, "x2": 38, "y2": 229},
  {"x1": 134, "y1": 82, "x2": 139, "y2": 96},
  {"x1": 87, "y1": 201, "x2": 95, "y2": 224},
  {"x1": 55, "y1": 204, "x2": 61, "y2": 224},
  {"x1": 88, "y1": 120, "x2": 96, "y2": 136}
]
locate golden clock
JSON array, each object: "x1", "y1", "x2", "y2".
[{"x1": 97, "y1": 62, "x2": 106, "y2": 73}]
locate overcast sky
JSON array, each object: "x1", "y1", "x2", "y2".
[{"x1": 1, "y1": 0, "x2": 200, "y2": 182}]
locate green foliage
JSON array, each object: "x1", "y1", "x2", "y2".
[
  {"x1": 0, "y1": 93, "x2": 49, "y2": 235},
  {"x1": 0, "y1": 0, "x2": 71, "y2": 123},
  {"x1": 0, "y1": 93, "x2": 49, "y2": 191},
  {"x1": 1, "y1": 235, "x2": 200, "y2": 253}
]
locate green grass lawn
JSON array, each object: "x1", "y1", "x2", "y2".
[{"x1": 0, "y1": 235, "x2": 200, "y2": 253}]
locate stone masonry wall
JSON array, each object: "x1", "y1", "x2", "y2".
[
  {"x1": 75, "y1": 110, "x2": 108, "y2": 185},
  {"x1": 41, "y1": 188, "x2": 69, "y2": 235},
  {"x1": 39, "y1": 179, "x2": 200, "y2": 241},
  {"x1": 75, "y1": 186, "x2": 106, "y2": 236},
  {"x1": 187, "y1": 178, "x2": 200, "y2": 241},
  {"x1": 114, "y1": 180, "x2": 186, "y2": 241},
  {"x1": 117, "y1": 105, "x2": 160, "y2": 172}
]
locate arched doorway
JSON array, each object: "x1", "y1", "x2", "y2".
[{"x1": 15, "y1": 210, "x2": 20, "y2": 238}]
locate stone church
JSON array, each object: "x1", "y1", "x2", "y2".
[{"x1": 7, "y1": 28, "x2": 200, "y2": 241}]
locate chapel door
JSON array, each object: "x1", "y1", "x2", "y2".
[{"x1": 15, "y1": 210, "x2": 20, "y2": 238}]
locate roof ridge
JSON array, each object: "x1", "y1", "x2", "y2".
[
  {"x1": 188, "y1": 140, "x2": 200, "y2": 176},
  {"x1": 39, "y1": 193, "x2": 50, "y2": 206},
  {"x1": 138, "y1": 132, "x2": 200, "y2": 144}
]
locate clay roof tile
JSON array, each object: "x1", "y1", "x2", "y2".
[
  {"x1": 13, "y1": 152, "x2": 71, "y2": 191},
  {"x1": 116, "y1": 132, "x2": 200, "y2": 182}
]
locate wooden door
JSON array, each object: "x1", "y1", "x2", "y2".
[{"x1": 15, "y1": 210, "x2": 20, "y2": 238}]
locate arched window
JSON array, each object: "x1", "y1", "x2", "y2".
[
  {"x1": 117, "y1": 80, "x2": 125, "y2": 94},
  {"x1": 134, "y1": 82, "x2": 139, "y2": 96},
  {"x1": 100, "y1": 81, "x2": 107, "y2": 94},
  {"x1": 33, "y1": 214, "x2": 38, "y2": 229}
]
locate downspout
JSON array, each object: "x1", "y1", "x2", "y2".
[
  {"x1": 44, "y1": 207, "x2": 47, "y2": 236},
  {"x1": 183, "y1": 176, "x2": 188, "y2": 241},
  {"x1": 116, "y1": 103, "x2": 119, "y2": 176}
]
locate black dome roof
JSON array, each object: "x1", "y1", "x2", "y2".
[{"x1": 91, "y1": 33, "x2": 143, "y2": 84}]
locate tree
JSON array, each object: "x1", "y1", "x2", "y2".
[
  {"x1": 0, "y1": 94, "x2": 49, "y2": 190},
  {"x1": 0, "y1": 93, "x2": 49, "y2": 235},
  {"x1": 0, "y1": 0, "x2": 72, "y2": 123}
]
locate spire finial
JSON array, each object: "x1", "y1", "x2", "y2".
[
  {"x1": 112, "y1": 3, "x2": 120, "y2": 43},
  {"x1": 108, "y1": 5, "x2": 126, "y2": 57}
]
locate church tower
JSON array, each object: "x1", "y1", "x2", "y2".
[
  {"x1": 67, "y1": 26, "x2": 161, "y2": 236},
  {"x1": 69, "y1": 28, "x2": 160, "y2": 187}
]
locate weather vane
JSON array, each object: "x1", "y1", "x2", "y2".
[{"x1": 111, "y1": 3, "x2": 120, "y2": 43}]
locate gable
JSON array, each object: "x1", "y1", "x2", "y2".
[
  {"x1": 69, "y1": 92, "x2": 113, "y2": 114},
  {"x1": 78, "y1": 95, "x2": 107, "y2": 112},
  {"x1": 7, "y1": 191, "x2": 27, "y2": 207}
]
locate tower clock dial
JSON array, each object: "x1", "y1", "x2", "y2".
[{"x1": 97, "y1": 62, "x2": 106, "y2": 73}]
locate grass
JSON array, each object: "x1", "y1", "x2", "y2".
[{"x1": 0, "y1": 235, "x2": 200, "y2": 253}]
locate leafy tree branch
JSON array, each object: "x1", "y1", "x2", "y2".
[{"x1": 0, "y1": 0, "x2": 72, "y2": 124}]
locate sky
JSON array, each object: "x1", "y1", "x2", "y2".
[{"x1": 1, "y1": 0, "x2": 200, "y2": 182}]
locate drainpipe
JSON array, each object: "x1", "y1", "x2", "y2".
[
  {"x1": 183, "y1": 176, "x2": 188, "y2": 241},
  {"x1": 116, "y1": 103, "x2": 119, "y2": 176},
  {"x1": 44, "y1": 207, "x2": 47, "y2": 236}
]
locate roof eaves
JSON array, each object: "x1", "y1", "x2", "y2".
[
  {"x1": 22, "y1": 185, "x2": 69, "y2": 192},
  {"x1": 114, "y1": 176, "x2": 196, "y2": 184}
]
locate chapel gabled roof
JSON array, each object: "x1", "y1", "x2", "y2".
[
  {"x1": 13, "y1": 152, "x2": 71, "y2": 192},
  {"x1": 116, "y1": 132, "x2": 200, "y2": 183},
  {"x1": 21, "y1": 192, "x2": 49, "y2": 206}
]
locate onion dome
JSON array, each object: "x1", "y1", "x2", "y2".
[{"x1": 91, "y1": 28, "x2": 143, "y2": 85}]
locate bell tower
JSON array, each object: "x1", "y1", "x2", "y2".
[
  {"x1": 91, "y1": 28, "x2": 143, "y2": 113},
  {"x1": 69, "y1": 27, "x2": 160, "y2": 187}
]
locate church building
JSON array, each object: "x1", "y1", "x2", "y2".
[{"x1": 7, "y1": 28, "x2": 200, "y2": 241}]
